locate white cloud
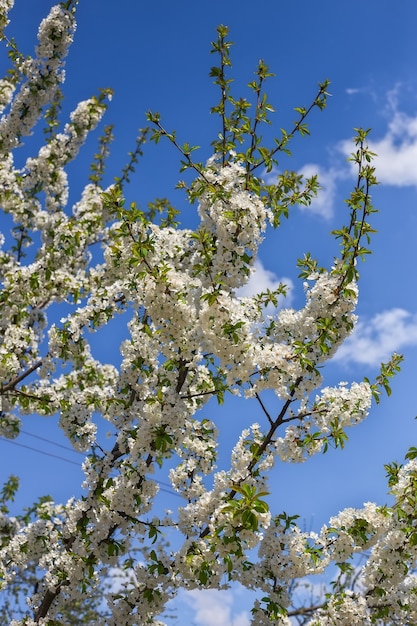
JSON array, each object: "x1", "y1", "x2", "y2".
[
  {"x1": 370, "y1": 112, "x2": 417, "y2": 186},
  {"x1": 265, "y1": 164, "x2": 341, "y2": 219},
  {"x1": 181, "y1": 589, "x2": 250, "y2": 626},
  {"x1": 340, "y1": 108, "x2": 417, "y2": 187},
  {"x1": 236, "y1": 258, "x2": 293, "y2": 308},
  {"x1": 333, "y1": 308, "x2": 417, "y2": 366},
  {"x1": 270, "y1": 90, "x2": 417, "y2": 210},
  {"x1": 298, "y1": 164, "x2": 340, "y2": 219}
]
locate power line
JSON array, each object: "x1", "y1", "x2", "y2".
[
  {"x1": 19, "y1": 431, "x2": 181, "y2": 493},
  {"x1": 1, "y1": 437, "x2": 183, "y2": 498},
  {"x1": 20, "y1": 429, "x2": 84, "y2": 455},
  {"x1": 1, "y1": 438, "x2": 80, "y2": 466}
]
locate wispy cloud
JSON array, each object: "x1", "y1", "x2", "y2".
[
  {"x1": 181, "y1": 589, "x2": 250, "y2": 626},
  {"x1": 333, "y1": 308, "x2": 417, "y2": 366},
  {"x1": 345, "y1": 87, "x2": 362, "y2": 96},
  {"x1": 237, "y1": 258, "x2": 293, "y2": 308}
]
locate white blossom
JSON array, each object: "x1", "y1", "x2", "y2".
[{"x1": 0, "y1": 7, "x2": 407, "y2": 625}]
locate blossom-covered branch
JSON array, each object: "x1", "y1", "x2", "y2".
[{"x1": 0, "y1": 7, "x2": 413, "y2": 626}]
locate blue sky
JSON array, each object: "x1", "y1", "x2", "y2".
[{"x1": 1, "y1": 1, "x2": 417, "y2": 623}]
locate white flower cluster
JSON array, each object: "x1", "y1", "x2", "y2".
[
  {"x1": 0, "y1": 501, "x2": 65, "y2": 590},
  {"x1": 0, "y1": 79, "x2": 15, "y2": 113},
  {"x1": 0, "y1": 0, "x2": 14, "y2": 35},
  {"x1": 169, "y1": 418, "x2": 218, "y2": 499},
  {"x1": 314, "y1": 381, "x2": 372, "y2": 431},
  {"x1": 252, "y1": 493, "x2": 417, "y2": 624},
  {"x1": 24, "y1": 97, "x2": 110, "y2": 212},
  {"x1": 36, "y1": 5, "x2": 75, "y2": 60},
  {"x1": 0, "y1": 5, "x2": 75, "y2": 151},
  {"x1": 274, "y1": 381, "x2": 372, "y2": 462},
  {"x1": 306, "y1": 591, "x2": 371, "y2": 626},
  {"x1": 0, "y1": 0, "x2": 14, "y2": 17},
  {"x1": 198, "y1": 156, "x2": 272, "y2": 289}
]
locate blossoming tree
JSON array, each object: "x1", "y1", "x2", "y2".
[{"x1": 0, "y1": 2, "x2": 416, "y2": 624}]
